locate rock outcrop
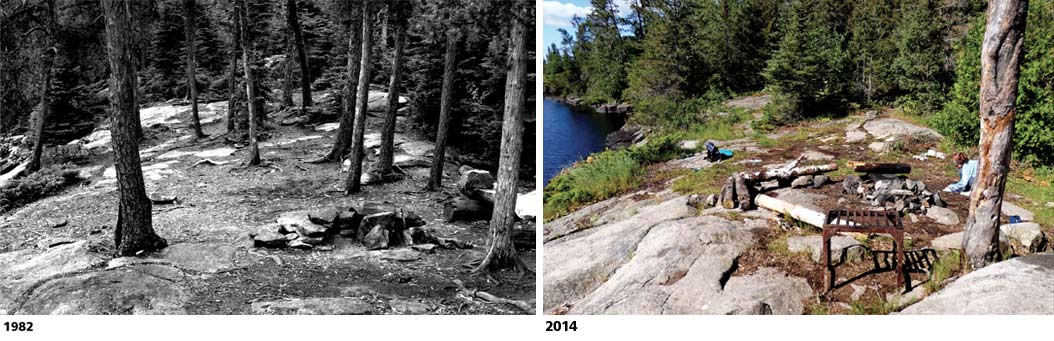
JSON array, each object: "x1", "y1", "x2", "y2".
[{"x1": 901, "y1": 253, "x2": 1054, "y2": 314}]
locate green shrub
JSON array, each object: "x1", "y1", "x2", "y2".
[
  {"x1": 544, "y1": 150, "x2": 641, "y2": 220},
  {"x1": 0, "y1": 163, "x2": 81, "y2": 213},
  {"x1": 543, "y1": 133, "x2": 691, "y2": 220},
  {"x1": 753, "y1": 91, "x2": 801, "y2": 131},
  {"x1": 626, "y1": 133, "x2": 687, "y2": 164}
]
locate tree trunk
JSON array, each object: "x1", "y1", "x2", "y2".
[
  {"x1": 476, "y1": 8, "x2": 527, "y2": 272},
  {"x1": 26, "y1": 0, "x2": 57, "y2": 174},
  {"x1": 184, "y1": 0, "x2": 205, "y2": 139},
  {"x1": 26, "y1": 55, "x2": 54, "y2": 174},
  {"x1": 313, "y1": 4, "x2": 361, "y2": 163},
  {"x1": 282, "y1": 37, "x2": 294, "y2": 107},
  {"x1": 426, "y1": 28, "x2": 459, "y2": 191},
  {"x1": 285, "y1": 0, "x2": 311, "y2": 107},
  {"x1": 101, "y1": 0, "x2": 167, "y2": 256},
  {"x1": 226, "y1": 0, "x2": 242, "y2": 133},
  {"x1": 963, "y1": 0, "x2": 1028, "y2": 270},
  {"x1": 239, "y1": 0, "x2": 260, "y2": 165},
  {"x1": 377, "y1": 6, "x2": 406, "y2": 176},
  {"x1": 343, "y1": 0, "x2": 374, "y2": 194}
]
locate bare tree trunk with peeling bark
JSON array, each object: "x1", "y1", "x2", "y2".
[
  {"x1": 475, "y1": 5, "x2": 528, "y2": 273},
  {"x1": 311, "y1": 4, "x2": 361, "y2": 163},
  {"x1": 184, "y1": 0, "x2": 205, "y2": 139},
  {"x1": 102, "y1": 0, "x2": 167, "y2": 256},
  {"x1": 426, "y1": 27, "x2": 459, "y2": 191},
  {"x1": 963, "y1": 0, "x2": 1028, "y2": 270},
  {"x1": 239, "y1": 0, "x2": 260, "y2": 165},
  {"x1": 343, "y1": 0, "x2": 374, "y2": 194},
  {"x1": 377, "y1": 2, "x2": 407, "y2": 176}
]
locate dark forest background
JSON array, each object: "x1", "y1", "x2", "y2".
[{"x1": 0, "y1": 0, "x2": 536, "y2": 173}]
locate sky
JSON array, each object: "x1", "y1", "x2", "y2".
[{"x1": 541, "y1": 0, "x2": 633, "y2": 56}]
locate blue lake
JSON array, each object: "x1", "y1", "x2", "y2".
[{"x1": 542, "y1": 98, "x2": 625, "y2": 185}]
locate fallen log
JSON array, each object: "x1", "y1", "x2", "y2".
[
  {"x1": 470, "y1": 188, "x2": 495, "y2": 204},
  {"x1": 454, "y1": 279, "x2": 533, "y2": 313},
  {"x1": 443, "y1": 197, "x2": 493, "y2": 222},
  {"x1": 734, "y1": 174, "x2": 754, "y2": 211},
  {"x1": 740, "y1": 162, "x2": 838, "y2": 182},
  {"x1": 755, "y1": 194, "x2": 827, "y2": 228},
  {"x1": 720, "y1": 176, "x2": 737, "y2": 209},
  {"x1": 847, "y1": 161, "x2": 911, "y2": 174},
  {"x1": 755, "y1": 194, "x2": 858, "y2": 228}
]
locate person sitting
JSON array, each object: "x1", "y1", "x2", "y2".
[{"x1": 943, "y1": 152, "x2": 978, "y2": 194}]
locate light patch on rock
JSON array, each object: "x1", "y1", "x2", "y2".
[
  {"x1": 862, "y1": 118, "x2": 943, "y2": 142},
  {"x1": 251, "y1": 297, "x2": 374, "y2": 315},
  {"x1": 0, "y1": 241, "x2": 108, "y2": 314},
  {"x1": 315, "y1": 122, "x2": 340, "y2": 132},
  {"x1": 260, "y1": 135, "x2": 323, "y2": 148}
]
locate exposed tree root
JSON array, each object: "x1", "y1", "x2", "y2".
[{"x1": 453, "y1": 279, "x2": 533, "y2": 314}]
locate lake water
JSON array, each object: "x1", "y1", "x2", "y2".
[{"x1": 543, "y1": 98, "x2": 625, "y2": 185}]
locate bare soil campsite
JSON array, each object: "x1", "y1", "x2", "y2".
[{"x1": 0, "y1": 0, "x2": 536, "y2": 315}]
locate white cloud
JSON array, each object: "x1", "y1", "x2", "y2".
[{"x1": 542, "y1": 1, "x2": 592, "y2": 28}]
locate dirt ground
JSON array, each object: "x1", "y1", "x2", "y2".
[{"x1": 0, "y1": 101, "x2": 536, "y2": 314}]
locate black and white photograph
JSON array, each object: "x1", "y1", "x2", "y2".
[{"x1": 0, "y1": 0, "x2": 536, "y2": 315}]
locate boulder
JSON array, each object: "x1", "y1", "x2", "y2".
[
  {"x1": 790, "y1": 176, "x2": 813, "y2": 188},
  {"x1": 930, "y1": 231, "x2": 1009, "y2": 253},
  {"x1": 288, "y1": 240, "x2": 314, "y2": 250},
  {"x1": 1000, "y1": 202, "x2": 1034, "y2": 222},
  {"x1": 925, "y1": 206, "x2": 960, "y2": 226},
  {"x1": 276, "y1": 211, "x2": 328, "y2": 237},
  {"x1": 901, "y1": 253, "x2": 1054, "y2": 314},
  {"x1": 678, "y1": 140, "x2": 699, "y2": 150},
  {"x1": 307, "y1": 207, "x2": 343, "y2": 226},
  {"x1": 458, "y1": 169, "x2": 495, "y2": 197},
  {"x1": 811, "y1": 175, "x2": 829, "y2": 188},
  {"x1": 786, "y1": 235, "x2": 865, "y2": 263},
  {"x1": 334, "y1": 208, "x2": 363, "y2": 231},
  {"x1": 251, "y1": 297, "x2": 374, "y2": 315},
  {"x1": 253, "y1": 231, "x2": 293, "y2": 248},
  {"x1": 1000, "y1": 223, "x2": 1048, "y2": 254},
  {"x1": 363, "y1": 225, "x2": 390, "y2": 250},
  {"x1": 845, "y1": 130, "x2": 868, "y2": 143}
]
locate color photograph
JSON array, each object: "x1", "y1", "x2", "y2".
[{"x1": 542, "y1": 0, "x2": 1052, "y2": 315}]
